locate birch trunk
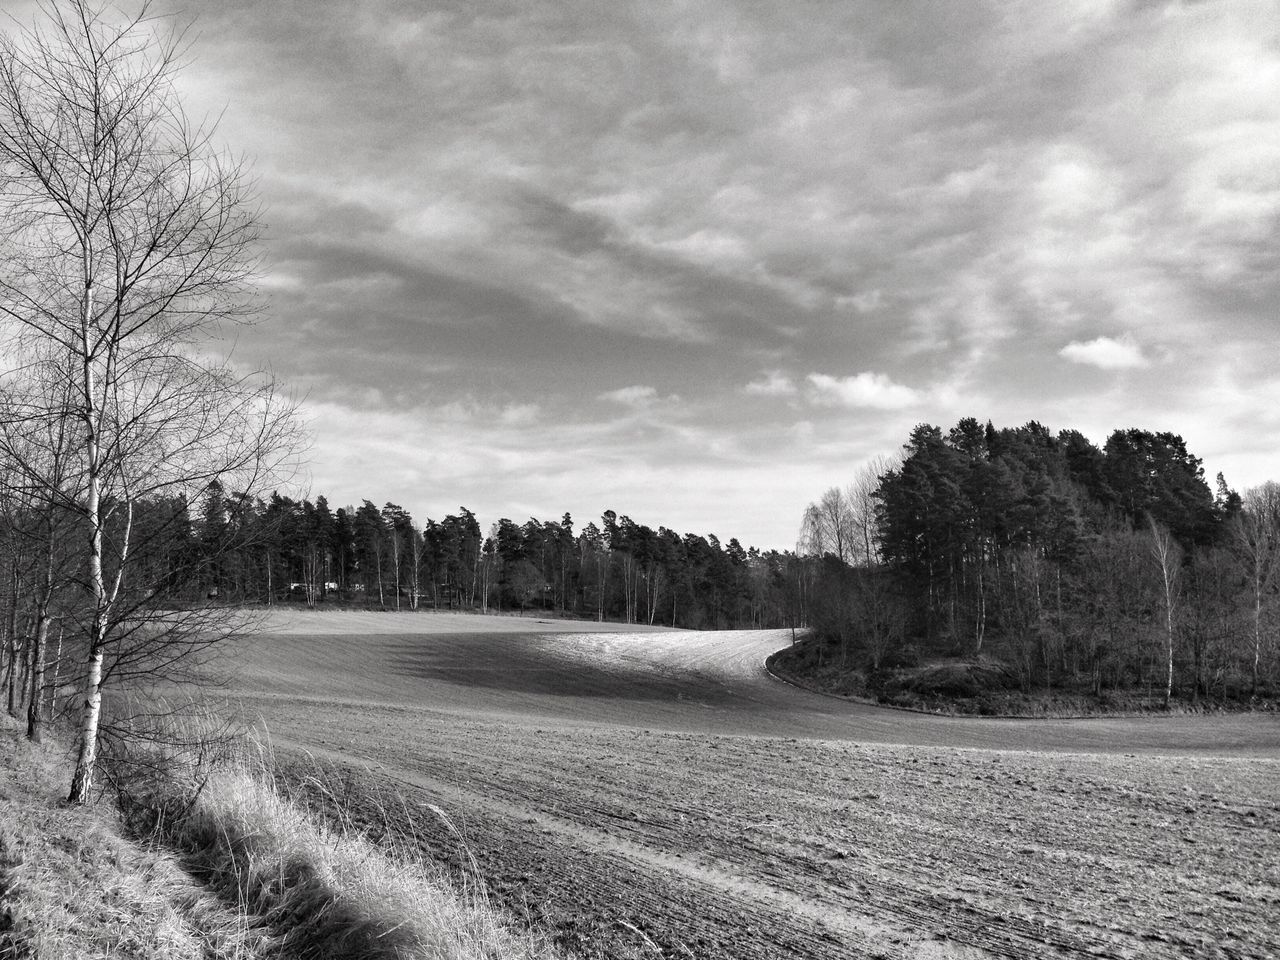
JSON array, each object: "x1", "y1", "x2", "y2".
[
  {"x1": 69, "y1": 271, "x2": 105, "y2": 804},
  {"x1": 1149, "y1": 518, "x2": 1180, "y2": 710},
  {"x1": 1253, "y1": 591, "x2": 1262, "y2": 697},
  {"x1": 68, "y1": 515, "x2": 108, "y2": 801},
  {"x1": 50, "y1": 625, "x2": 64, "y2": 722},
  {"x1": 67, "y1": 636, "x2": 104, "y2": 802},
  {"x1": 391, "y1": 537, "x2": 400, "y2": 611}
]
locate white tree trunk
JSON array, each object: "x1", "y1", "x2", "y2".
[
  {"x1": 69, "y1": 277, "x2": 104, "y2": 804},
  {"x1": 1149, "y1": 517, "x2": 1180, "y2": 709}
]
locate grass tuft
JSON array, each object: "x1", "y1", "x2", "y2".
[{"x1": 125, "y1": 740, "x2": 561, "y2": 960}]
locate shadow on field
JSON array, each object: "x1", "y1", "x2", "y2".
[{"x1": 385, "y1": 633, "x2": 741, "y2": 705}]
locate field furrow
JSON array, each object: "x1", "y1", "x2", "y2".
[{"x1": 224, "y1": 616, "x2": 1280, "y2": 959}]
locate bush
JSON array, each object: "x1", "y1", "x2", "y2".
[{"x1": 877, "y1": 645, "x2": 921, "y2": 670}]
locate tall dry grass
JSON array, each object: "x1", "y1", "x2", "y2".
[
  {"x1": 2, "y1": 709, "x2": 561, "y2": 960},
  {"x1": 126, "y1": 739, "x2": 562, "y2": 960},
  {"x1": 0, "y1": 715, "x2": 271, "y2": 960}
]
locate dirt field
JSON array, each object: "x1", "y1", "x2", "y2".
[{"x1": 222, "y1": 611, "x2": 1280, "y2": 959}]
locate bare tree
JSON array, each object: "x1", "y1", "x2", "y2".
[
  {"x1": 1233, "y1": 482, "x2": 1280, "y2": 696},
  {"x1": 848, "y1": 455, "x2": 900, "y2": 667},
  {"x1": 801, "y1": 456, "x2": 898, "y2": 568},
  {"x1": 798, "y1": 457, "x2": 902, "y2": 666},
  {"x1": 1148, "y1": 517, "x2": 1182, "y2": 708},
  {"x1": 848, "y1": 455, "x2": 896, "y2": 567},
  {"x1": 0, "y1": 0, "x2": 300, "y2": 802},
  {"x1": 800, "y1": 486, "x2": 854, "y2": 563}
]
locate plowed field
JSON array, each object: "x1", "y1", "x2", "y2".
[{"x1": 224, "y1": 611, "x2": 1280, "y2": 959}]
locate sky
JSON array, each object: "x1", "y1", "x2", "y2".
[{"x1": 22, "y1": 0, "x2": 1280, "y2": 549}]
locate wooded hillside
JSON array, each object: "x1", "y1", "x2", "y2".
[{"x1": 799, "y1": 418, "x2": 1277, "y2": 706}]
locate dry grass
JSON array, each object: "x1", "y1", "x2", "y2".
[
  {"x1": 0, "y1": 715, "x2": 269, "y2": 960},
  {"x1": 0, "y1": 713, "x2": 561, "y2": 960},
  {"x1": 126, "y1": 738, "x2": 562, "y2": 960}
]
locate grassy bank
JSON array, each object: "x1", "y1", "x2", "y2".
[
  {"x1": 129, "y1": 753, "x2": 561, "y2": 960},
  {"x1": 0, "y1": 715, "x2": 267, "y2": 960},
  {"x1": 0, "y1": 716, "x2": 560, "y2": 960},
  {"x1": 769, "y1": 636, "x2": 1278, "y2": 717}
]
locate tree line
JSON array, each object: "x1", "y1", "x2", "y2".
[
  {"x1": 801, "y1": 418, "x2": 1279, "y2": 705},
  {"x1": 0, "y1": 475, "x2": 816, "y2": 785},
  {"x1": 189, "y1": 488, "x2": 811, "y2": 631}
]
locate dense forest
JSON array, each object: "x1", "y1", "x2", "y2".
[
  {"x1": 138, "y1": 488, "x2": 807, "y2": 631},
  {"x1": 796, "y1": 418, "x2": 1278, "y2": 706}
]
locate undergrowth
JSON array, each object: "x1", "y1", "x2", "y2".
[
  {"x1": 120, "y1": 737, "x2": 562, "y2": 960},
  {"x1": 768, "y1": 638, "x2": 1278, "y2": 717},
  {"x1": 0, "y1": 714, "x2": 269, "y2": 960}
]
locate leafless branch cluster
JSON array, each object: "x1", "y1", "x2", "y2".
[{"x1": 0, "y1": 0, "x2": 302, "y2": 802}]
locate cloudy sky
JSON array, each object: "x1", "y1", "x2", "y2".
[{"x1": 78, "y1": 1, "x2": 1280, "y2": 546}]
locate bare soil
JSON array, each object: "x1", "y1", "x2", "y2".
[{"x1": 223, "y1": 611, "x2": 1280, "y2": 959}]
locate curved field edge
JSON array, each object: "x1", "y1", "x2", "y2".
[{"x1": 227, "y1": 612, "x2": 1280, "y2": 757}]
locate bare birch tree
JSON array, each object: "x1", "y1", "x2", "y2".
[
  {"x1": 0, "y1": 0, "x2": 299, "y2": 802},
  {"x1": 800, "y1": 486, "x2": 854, "y2": 563},
  {"x1": 1148, "y1": 517, "x2": 1181, "y2": 707},
  {"x1": 848, "y1": 454, "x2": 896, "y2": 567}
]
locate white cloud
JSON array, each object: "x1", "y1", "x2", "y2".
[
  {"x1": 301, "y1": 395, "x2": 817, "y2": 549},
  {"x1": 805, "y1": 372, "x2": 921, "y2": 410},
  {"x1": 744, "y1": 371, "x2": 797, "y2": 397},
  {"x1": 657, "y1": 228, "x2": 750, "y2": 266},
  {"x1": 1059, "y1": 336, "x2": 1149, "y2": 370},
  {"x1": 599, "y1": 385, "x2": 659, "y2": 407},
  {"x1": 167, "y1": 0, "x2": 1280, "y2": 548},
  {"x1": 1034, "y1": 154, "x2": 1116, "y2": 222},
  {"x1": 499, "y1": 403, "x2": 540, "y2": 425}
]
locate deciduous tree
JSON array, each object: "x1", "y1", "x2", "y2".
[
  {"x1": 1233, "y1": 482, "x2": 1280, "y2": 695},
  {"x1": 0, "y1": 0, "x2": 298, "y2": 802}
]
